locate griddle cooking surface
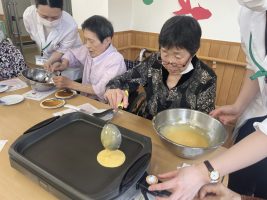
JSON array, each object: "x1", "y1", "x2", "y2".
[
  {"x1": 10, "y1": 113, "x2": 151, "y2": 199},
  {"x1": 23, "y1": 120, "x2": 142, "y2": 194}
]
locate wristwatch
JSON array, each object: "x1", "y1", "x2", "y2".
[{"x1": 204, "y1": 160, "x2": 220, "y2": 183}]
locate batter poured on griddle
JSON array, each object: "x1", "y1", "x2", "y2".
[
  {"x1": 97, "y1": 124, "x2": 126, "y2": 168},
  {"x1": 97, "y1": 149, "x2": 125, "y2": 168}
]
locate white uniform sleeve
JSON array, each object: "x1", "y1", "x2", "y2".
[
  {"x1": 240, "y1": 40, "x2": 254, "y2": 70},
  {"x1": 57, "y1": 29, "x2": 81, "y2": 54},
  {"x1": 238, "y1": 0, "x2": 267, "y2": 11},
  {"x1": 23, "y1": 6, "x2": 35, "y2": 41},
  {"x1": 254, "y1": 118, "x2": 267, "y2": 135}
]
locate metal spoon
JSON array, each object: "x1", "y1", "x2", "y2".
[
  {"x1": 44, "y1": 71, "x2": 60, "y2": 83},
  {"x1": 101, "y1": 123, "x2": 122, "y2": 151},
  {"x1": 44, "y1": 73, "x2": 50, "y2": 82},
  {"x1": 44, "y1": 76, "x2": 54, "y2": 84}
]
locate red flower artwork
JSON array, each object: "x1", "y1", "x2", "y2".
[{"x1": 173, "y1": 0, "x2": 212, "y2": 20}]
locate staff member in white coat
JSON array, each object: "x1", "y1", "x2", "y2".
[
  {"x1": 148, "y1": 0, "x2": 267, "y2": 199},
  {"x1": 23, "y1": 0, "x2": 82, "y2": 80}
]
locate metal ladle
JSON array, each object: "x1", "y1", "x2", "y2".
[
  {"x1": 100, "y1": 94, "x2": 127, "y2": 151},
  {"x1": 100, "y1": 107, "x2": 123, "y2": 150},
  {"x1": 101, "y1": 123, "x2": 122, "y2": 151}
]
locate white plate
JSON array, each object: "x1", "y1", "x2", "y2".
[
  {"x1": 0, "y1": 94, "x2": 24, "y2": 105},
  {"x1": 0, "y1": 85, "x2": 9, "y2": 93},
  {"x1": 55, "y1": 89, "x2": 77, "y2": 99},
  {"x1": 40, "y1": 98, "x2": 65, "y2": 109}
]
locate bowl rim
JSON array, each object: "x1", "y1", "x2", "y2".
[
  {"x1": 151, "y1": 108, "x2": 228, "y2": 150},
  {"x1": 21, "y1": 68, "x2": 55, "y2": 86}
]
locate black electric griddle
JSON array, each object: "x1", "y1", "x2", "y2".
[{"x1": 9, "y1": 112, "x2": 152, "y2": 200}]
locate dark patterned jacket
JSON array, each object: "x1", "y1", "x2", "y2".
[
  {"x1": 106, "y1": 53, "x2": 216, "y2": 119},
  {"x1": 0, "y1": 39, "x2": 27, "y2": 80}
]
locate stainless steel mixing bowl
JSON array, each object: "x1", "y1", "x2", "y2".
[
  {"x1": 21, "y1": 68, "x2": 55, "y2": 92},
  {"x1": 152, "y1": 108, "x2": 228, "y2": 159}
]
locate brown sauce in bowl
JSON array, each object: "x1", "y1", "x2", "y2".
[
  {"x1": 55, "y1": 90, "x2": 74, "y2": 98},
  {"x1": 41, "y1": 99, "x2": 63, "y2": 107}
]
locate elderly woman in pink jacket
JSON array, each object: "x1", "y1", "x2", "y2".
[{"x1": 50, "y1": 15, "x2": 126, "y2": 102}]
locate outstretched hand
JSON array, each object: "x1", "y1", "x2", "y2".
[
  {"x1": 53, "y1": 76, "x2": 73, "y2": 89},
  {"x1": 104, "y1": 89, "x2": 129, "y2": 109},
  {"x1": 209, "y1": 105, "x2": 241, "y2": 126},
  {"x1": 198, "y1": 183, "x2": 241, "y2": 200},
  {"x1": 44, "y1": 62, "x2": 68, "y2": 73},
  {"x1": 148, "y1": 164, "x2": 209, "y2": 200}
]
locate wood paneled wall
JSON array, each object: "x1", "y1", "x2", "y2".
[
  {"x1": 198, "y1": 39, "x2": 246, "y2": 106},
  {"x1": 79, "y1": 30, "x2": 247, "y2": 106}
]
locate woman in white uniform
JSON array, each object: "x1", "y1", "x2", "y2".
[
  {"x1": 148, "y1": 0, "x2": 267, "y2": 199},
  {"x1": 23, "y1": 0, "x2": 82, "y2": 80}
]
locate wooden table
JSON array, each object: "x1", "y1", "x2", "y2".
[{"x1": 0, "y1": 87, "x2": 226, "y2": 200}]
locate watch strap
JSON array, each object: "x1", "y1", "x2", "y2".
[{"x1": 204, "y1": 160, "x2": 214, "y2": 172}]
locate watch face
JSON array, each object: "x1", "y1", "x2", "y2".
[{"x1": 210, "y1": 170, "x2": 220, "y2": 181}]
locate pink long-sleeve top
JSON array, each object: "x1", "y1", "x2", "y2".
[{"x1": 62, "y1": 44, "x2": 126, "y2": 101}]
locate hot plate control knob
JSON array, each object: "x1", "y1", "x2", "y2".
[{"x1": 146, "y1": 175, "x2": 158, "y2": 185}]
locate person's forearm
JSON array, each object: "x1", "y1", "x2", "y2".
[
  {"x1": 210, "y1": 131, "x2": 267, "y2": 176},
  {"x1": 61, "y1": 58, "x2": 69, "y2": 69},
  {"x1": 106, "y1": 62, "x2": 147, "y2": 92},
  {"x1": 234, "y1": 69, "x2": 260, "y2": 113},
  {"x1": 241, "y1": 195, "x2": 265, "y2": 200},
  {"x1": 69, "y1": 81, "x2": 95, "y2": 95},
  {"x1": 47, "y1": 51, "x2": 64, "y2": 65}
]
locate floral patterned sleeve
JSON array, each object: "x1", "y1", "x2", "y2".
[
  {"x1": 0, "y1": 40, "x2": 28, "y2": 80},
  {"x1": 106, "y1": 57, "x2": 150, "y2": 93},
  {"x1": 196, "y1": 70, "x2": 217, "y2": 114}
]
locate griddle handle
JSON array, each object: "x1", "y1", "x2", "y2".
[{"x1": 23, "y1": 116, "x2": 60, "y2": 134}]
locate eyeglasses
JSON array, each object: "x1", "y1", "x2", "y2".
[{"x1": 156, "y1": 52, "x2": 189, "y2": 68}]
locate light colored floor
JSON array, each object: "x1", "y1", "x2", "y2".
[{"x1": 22, "y1": 45, "x2": 39, "y2": 67}]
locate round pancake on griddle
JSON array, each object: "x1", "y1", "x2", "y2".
[{"x1": 97, "y1": 149, "x2": 125, "y2": 168}]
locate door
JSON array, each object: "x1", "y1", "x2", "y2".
[{"x1": 1, "y1": 0, "x2": 32, "y2": 54}]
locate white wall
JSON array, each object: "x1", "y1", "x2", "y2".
[
  {"x1": 0, "y1": 0, "x2": 239, "y2": 42},
  {"x1": 71, "y1": 0, "x2": 109, "y2": 27},
  {"x1": 132, "y1": 0, "x2": 241, "y2": 42},
  {"x1": 56, "y1": 0, "x2": 242, "y2": 42},
  {"x1": 132, "y1": 0, "x2": 177, "y2": 34},
  {"x1": 197, "y1": 0, "x2": 240, "y2": 42},
  {"x1": 108, "y1": 0, "x2": 133, "y2": 32}
]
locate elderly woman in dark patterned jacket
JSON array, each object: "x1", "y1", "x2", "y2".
[{"x1": 104, "y1": 15, "x2": 216, "y2": 119}]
